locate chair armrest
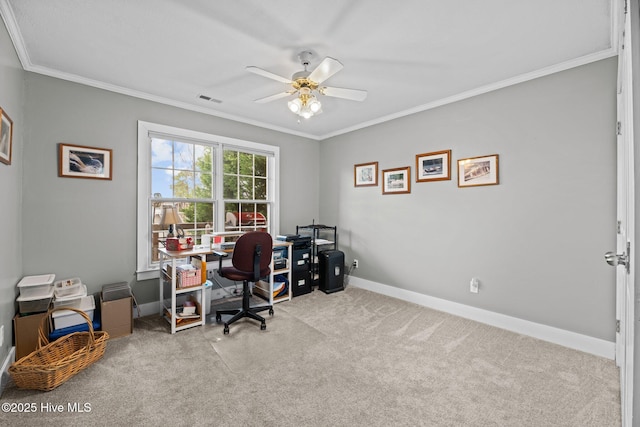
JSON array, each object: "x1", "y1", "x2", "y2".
[{"x1": 212, "y1": 250, "x2": 228, "y2": 272}]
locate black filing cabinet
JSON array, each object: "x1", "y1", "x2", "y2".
[
  {"x1": 292, "y1": 243, "x2": 312, "y2": 297},
  {"x1": 318, "y1": 250, "x2": 345, "y2": 294}
]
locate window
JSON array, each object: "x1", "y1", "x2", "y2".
[
  {"x1": 222, "y1": 149, "x2": 269, "y2": 232},
  {"x1": 137, "y1": 121, "x2": 279, "y2": 280}
]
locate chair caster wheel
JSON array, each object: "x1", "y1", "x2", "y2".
[
  {"x1": 223, "y1": 325, "x2": 229, "y2": 335},
  {"x1": 269, "y1": 308, "x2": 274, "y2": 316},
  {"x1": 260, "y1": 323, "x2": 266, "y2": 331},
  {"x1": 216, "y1": 314, "x2": 221, "y2": 323}
]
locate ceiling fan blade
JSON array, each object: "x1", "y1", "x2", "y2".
[
  {"x1": 320, "y1": 86, "x2": 368, "y2": 102},
  {"x1": 254, "y1": 91, "x2": 294, "y2": 104},
  {"x1": 308, "y1": 57, "x2": 344, "y2": 84},
  {"x1": 246, "y1": 66, "x2": 292, "y2": 84}
]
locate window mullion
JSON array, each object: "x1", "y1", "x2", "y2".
[{"x1": 214, "y1": 144, "x2": 225, "y2": 232}]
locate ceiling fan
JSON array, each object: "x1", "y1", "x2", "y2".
[{"x1": 247, "y1": 51, "x2": 367, "y2": 119}]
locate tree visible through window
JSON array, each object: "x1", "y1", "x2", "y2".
[
  {"x1": 150, "y1": 138, "x2": 215, "y2": 262},
  {"x1": 137, "y1": 121, "x2": 279, "y2": 277},
  {"x1": 148, "y1": 140, "x2": 270, "y2": 263},
  {"x1": 223, "y1": 149, "x2": 269, "y2": 232}
]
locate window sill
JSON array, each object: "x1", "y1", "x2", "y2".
[{"x1": 137, "y1": 268, "x2": 160, "y2": 282}]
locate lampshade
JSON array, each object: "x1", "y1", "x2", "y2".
[
  {"x1": 308, "y1": 98, "x2": 322, "y2": 113},
  {"x1": 160, "y1": 206, "x2": 180, "y2": 226},
  {"x1": 288, "y1": 98, "x2": 302, "y2": 113}
]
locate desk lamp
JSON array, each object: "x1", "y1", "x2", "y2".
[{"x1": 160, "y1": 205, "x2": 180, "y2": 237}]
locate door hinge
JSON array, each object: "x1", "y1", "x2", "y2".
[
  {"x1": 617, "y1": 320, "x2": 621, "y2": 333},
  {"x1": 625, "y1": 0, "x2": 628, "y2": 14},
  {"x1": 617, "y1": 220, "x2": 622, "y2": 234},
  {"x1": 617, "y1": 121, "x2": 622, "y2": 135}
]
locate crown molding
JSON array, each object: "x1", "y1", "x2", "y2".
[{"x1": 319, "y1": 48, "x2": 618, "y2": 140}]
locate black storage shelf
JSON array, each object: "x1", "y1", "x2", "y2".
[{"x1": 295, "y1": 224, "x2": 337, "y2": 287}]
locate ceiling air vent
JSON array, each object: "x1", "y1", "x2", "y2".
[{"x1": 197, "y1": 94, "x2": 222, "y2": 103}]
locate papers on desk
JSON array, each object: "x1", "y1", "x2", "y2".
[{"x1": 175, "y1": 311, "x2": 200, "y2": 319}]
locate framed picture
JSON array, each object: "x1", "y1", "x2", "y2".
[
  {"x1": 59, "y1": 143, "x2": 113, "y2": 180},
  {"x1": 415, "y1": 149, "x2": 451, "y2": 182},
  {"x1": 354, "y1": 161, "x2": 378, "y2": 187},
  {"x1": 0, "y1": 108, "x2": 13, "y2": 165},
  {"x1": 457, "y1": 154, "x2": 499, "y2": 187},
  {"x1": 382, "y1": 166, "x2": 411, "y2": 194}
]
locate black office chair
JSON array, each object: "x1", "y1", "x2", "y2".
[{"x1": 214, "y1": 231, "x2": 274, "y2": 335}]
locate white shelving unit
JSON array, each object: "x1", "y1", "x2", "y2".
[
  {"x1": 158, "y1": 247, "x2": 208, "y2": 334},
  {"x1": 253, "y1": 241, "x2": 292, "y2": 305}
]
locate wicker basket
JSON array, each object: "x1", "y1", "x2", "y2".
[{"x1": 8, "y1": 307, "x2": 109, "y2": 391}]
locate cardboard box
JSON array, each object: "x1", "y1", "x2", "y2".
[
  {"x1": 100, "y1": 295, "x2": 132, "y2": 339},
  {"x1": 13, "y1": 312, "x2": 49, "y2": 360}
]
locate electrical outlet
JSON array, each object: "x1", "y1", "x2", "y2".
[
  {"x1": 353, "y1": 259, "x2": 359, "y2": 268},
  {"x1": 470, "y1": 277, "x2": 479, "y2": 293}
]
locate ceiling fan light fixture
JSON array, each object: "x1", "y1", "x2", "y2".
[
  {"x1": 288, "y1": 98, "x2": 302, "y2": 113},
  {"x1": 308, "y1": 97, "x2": 322, "y2": 113},
  {"x1": 289, "y1": 93, "x2": 322, "y2": 118},
  {"x1": 249, "y1": 51, "x2": 366, "y2": 120}
]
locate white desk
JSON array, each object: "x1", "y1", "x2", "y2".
[{"x1": 158, "y1": 240, "x2": 292, "y2": 334}]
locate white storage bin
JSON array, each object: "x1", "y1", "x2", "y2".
[
  {"x1": 51, "y1": 295, "x2": 95, "y2": 329},
  {"x1": 53, "y1": 277, "x2": 83, "y2": 299},
  {"x1": 16, "y1": 286, "x2": 54, "y2": 314},
  {"x1": 53, "y1": 284, "x2": 88, "y2": 308},
  {"x1": 17, "y1": 274, "x2": 55, "y2": 298}
]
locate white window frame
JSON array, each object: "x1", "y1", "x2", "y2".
[{"x1": 136, "y1": 121, "x2": 280, "y2": 280}]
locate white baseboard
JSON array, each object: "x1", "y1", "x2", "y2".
[
  {"x1": 349, "y1": 277, "x2": 615, "y2": 360},
  {"x1": 1, "y1": 346, "x2": 15, "y2": 396},
  {"x1": 134, "y1": 301, "x2": 160, "y2": 319}
]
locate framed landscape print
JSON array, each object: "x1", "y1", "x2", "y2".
[
  {"x1": 415, "y1": 149, "x2": 451, "y2": 182},
  {"x1": 382, "y1": 166, "x2": 411, "y2": 194},
  {"x1": 457, "y1": 154, "x2": 499, "y2": 187},
  {"x1": 59, "y1": 143, "x2": 113, "y2": 180},
  {"x1": 354, "y1": 161, "x2": 378, "y2": 187},
  {"x1": 0, "y1": 108, "x2": 13, "y2": 165}
]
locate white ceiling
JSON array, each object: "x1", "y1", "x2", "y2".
[{"x1": 0, "y1": 0, "x2": 617, "y2": 140}]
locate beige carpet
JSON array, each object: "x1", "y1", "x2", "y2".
[
  {"x1": 0, "y1": 286, "x2": 620, "y2": 426},
  {"x1": 210, "y1": 309, "x2": 325, "y2": 374}
]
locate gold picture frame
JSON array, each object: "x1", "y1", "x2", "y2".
[
  {"x1": 59, "y1": 143, "x2": 113, "y2": 180},
  {"x1": 416, "y1": 149, "x2": 451, "y2": 182},
  {"x1": 382, "y1": 166, "x2": 411, "y2": 194},
  {"x1": 457, "y1": 154, "x2": 499, "y2": 187},
  {"x1": 354, "y1": 161, "x2": 378, "y2": 187},
  {"x1": 0, "y1": 108, "x2": 13, "y2": 165}
]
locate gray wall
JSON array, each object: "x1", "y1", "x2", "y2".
[
  {"x1": 0, "y1": 22, "x2": 24, "y2": 366},
  {"x1": 319, "y1": 58, "x2": 617, "y2": 341},
  {"x1": 20, "y1": 73, "x2": 320, "y2": 305}
]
